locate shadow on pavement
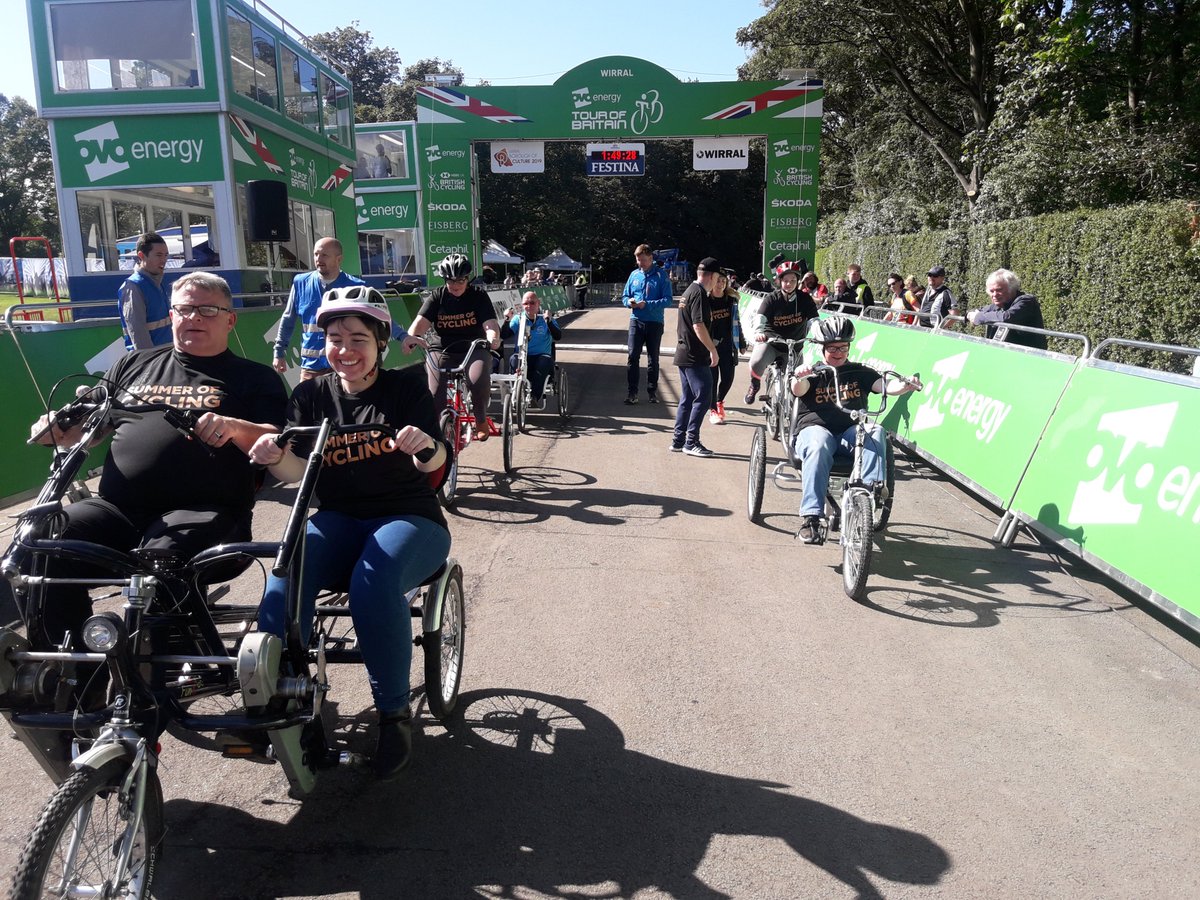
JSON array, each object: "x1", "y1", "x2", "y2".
[{"x1": 156, "y1": 689, "x2": 951, "y2": 900}]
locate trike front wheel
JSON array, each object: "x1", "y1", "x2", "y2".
[
  {"x1": 842, "y1": 490, "x2": 874, "y2": 600},
  {"x1": 438, "y1": 410, "x2": 459, "y2": 508}
]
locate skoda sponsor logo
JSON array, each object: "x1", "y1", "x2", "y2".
[
  {"x1": 72, "y1": 120, "x2": 205, "y2": 184},
  {"x1": 427, "y1": 202, "x2": 467, "y2": 212},
  {"x1": 770, "y1": 198, "x2": 813, "y2": 208}
]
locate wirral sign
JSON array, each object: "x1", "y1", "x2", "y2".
[{"x1": 415, "y1": 56, "x2": 822, "y2": 281}]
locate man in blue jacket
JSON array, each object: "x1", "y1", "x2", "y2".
[
  {"x1": 273, "y1": 237, "x2": 365, "y2": 380},
  {"x1": 118, "y1": 232, "x2": 172, "y2": 350},
  {"x1": 621, "y1": 243, "x2": 673, "y2": 404}
]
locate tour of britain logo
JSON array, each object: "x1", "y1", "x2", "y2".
[{"x1": 569, "y1": 87, "x2": 662, "y2": 134}]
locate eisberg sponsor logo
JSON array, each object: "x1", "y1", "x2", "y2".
[
  {"x1": 427, "y1": 202, "x2": 467, "y2": 212},
  {"x1": 73, "y1": 120, "x2": 206, "y2": 183},
  {"x1": 770, "y1": 198, "x2": 813, "y2": 208},
  {"x1": 1067, "y1": 401, "x2": 1198, "y2": 526},
  {"x1": 429, "y1": 221, "x2": 470, "y2": 231},
  {"x1": 910, "y1": 351, "x2": 1011, "y2": 443},
  {"x1": 769, "y1": 217, "x2": 813, "y2": 229}
]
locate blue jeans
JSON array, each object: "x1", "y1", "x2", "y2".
[
  {"x1": 673, "y1": 365, "x2": 713, "y2": 447},
  {"x1": 794, "y1": 423, "x2": 886, "y2": 516},
  {"x1": 258, "y1": 510, "x2": 451, "y2": 715},
  {"x1": 627, "y1": 319, "x2": 663, "y2": 396}
]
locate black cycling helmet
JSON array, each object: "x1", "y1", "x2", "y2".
[
  {"x1": 809, "y1": 315, "x2": 856, "y2": 345},
  {"x1": 437, "y1": 253, "x2": 472, "y2": 280}
]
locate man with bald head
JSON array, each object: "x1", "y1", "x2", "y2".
[{"x1": 273, "y1": 237, "x2": 365, "y2": 380}]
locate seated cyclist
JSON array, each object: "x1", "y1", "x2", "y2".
[
  {"x1": 403, "y1": 253, "x2": 501, "y2": 441},
  {"x1": 251, "y1": 287, "x2": 451, "y2": 780},
  {"x1": 744, "y1": 260, "x2": 820, "y2": 403},
  {"x1": 500, "y1": 291, "x2": 562, "y2": 406},
  {"x1": 791, "y1": 316, "x2": 921, "y2": 545}
]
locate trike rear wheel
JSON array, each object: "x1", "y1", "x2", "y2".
[
  {"x1": 423, "y1": 564, "x2": 465, "y2": 719},
  {"x1": 438, "y1": 409, "x2": 459, "y2": 508}
]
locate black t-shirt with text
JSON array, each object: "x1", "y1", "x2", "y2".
[
  {"x1": 795, "y1": 361, "x2": 881, "y2": 434},
  {"x1": 760, "y1": 289, "x2": 818, "y2": 340},
  {"x1": 673, "y1": 282, "x2": 712, "y2": 367},
  {"x1": 99, "y1": 346, "x2": 287, "y2": 514},
  {"x1": 288, "y1": 366, "x2": 448, "y2": 528},
  {"x1": 417, "y1": 285, "x2": 497, "y2": 351},
  {"x1": 708, "y1": 293, "x2": 737, "y2": 344}
]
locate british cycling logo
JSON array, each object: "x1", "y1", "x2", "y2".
[
  {"x1": 73, "y1": 120, "x2": 204, "y2": 183},
  {"x1": 910, "y1": 351, "x2": 1011, "y2": 443},
  {"x1": 1067, "y1": 401, "x2": 1190, "y2": 526}
]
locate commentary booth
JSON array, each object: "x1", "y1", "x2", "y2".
[{"x1": 26, "y1": 0, "x2": 360, "y2": 305}]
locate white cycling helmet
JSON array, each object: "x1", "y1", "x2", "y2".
[
  {"x1": 809, "y1": 315, "x2": 856, "y2": 345},
  {"x1": 316, "y1": 286, "x2": 392, "y2": 340}
]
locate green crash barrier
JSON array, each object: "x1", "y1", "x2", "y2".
[
  {"x1": 847, "y1": 318, "x2": 1081, "y2": 508},
  {"x1": 1007, "y1": 361, "x2": 1200, "y2": 622}
]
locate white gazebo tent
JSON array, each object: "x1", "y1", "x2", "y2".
[{"x1": 483, "y1": 238, "x2": 523, "y2": 266}]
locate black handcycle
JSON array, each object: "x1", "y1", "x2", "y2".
[
  {"x1": 747, "y1": 364, "x2": 919, "y2": 599},
  {"x1": 0, "y1": 380, "x2": 465, "y2": 899}
]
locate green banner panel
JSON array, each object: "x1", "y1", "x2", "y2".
[
  {"x1": 1009, "y1": 363, "x2": 1200, "y2": 615},
  {"x1": 355, "y1": 193, "x2": 419, "y2": 230},
  {"x1": 53, "y1": 114, "x2": 225, "y2": 188}
]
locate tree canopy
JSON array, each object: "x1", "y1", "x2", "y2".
[{"x1": 0, "y1": 94, "x2": 58, "y2": 254}]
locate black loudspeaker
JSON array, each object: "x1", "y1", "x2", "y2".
[{"x1": 246, "y1": 179, "x2": 290, "y2": 242}]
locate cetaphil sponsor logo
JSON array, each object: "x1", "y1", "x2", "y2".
[
  {"x1": 73, "y1": 120, "x2": 205, "y2": 183},
  {"x1": 1067, "y1": 401, "x2": 1196, "y2": 526},
  {"x1": 910, "y1": 351, "x2": 1011, "y2": 443},
  {"x1": 288, "y1": 148, "x2": 317, "y2": 195},
  {"x1": 770, "y1": 198, "x2": 813, "y2": 209},
  {"x1": 427, "y1": 202, "x2": 467, "y2": 212},
  {"x1": 430, "y1": 243, "x2": 469, "y2": 255},
  {"x1": 773, "y1": 167, "x2": 814, "y2": 187},
  {"x1": 769, "y1": 216, "x2": 813, "y2": 229},
  {"x1": 772, "y1": 139, "x2": 817, "y2": 158},
  {"x1": 767, "y1": 240, "x2": 812, "y2": 252}
]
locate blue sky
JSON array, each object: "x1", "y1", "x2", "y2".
[{"x1": 2, "y1": 0, "x2": 771, "y2": 102}]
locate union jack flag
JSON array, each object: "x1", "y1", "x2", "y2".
[
  {"x1": 228, "y1": 114, "x2": 283, "y2": 173},
  {"x1": 321, "y1": 164, "x2": 352, "y2": 191},
  {"x1": 416, "y1": 86, "x2": 531, "y2": 124},
  {"x1": 703, "y1": 79, "x2": 822, "y2": 121}
]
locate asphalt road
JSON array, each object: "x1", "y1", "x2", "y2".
[{"x1": 2, "y1": 306, "x2": 1199, "y2": 899}]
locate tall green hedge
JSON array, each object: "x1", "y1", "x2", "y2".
[{"x1": 815, "y1": 201, "x2": 1200, "y2": 372}]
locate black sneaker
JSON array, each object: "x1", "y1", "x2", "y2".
[
  {"x1": 798, "y1": 515, "x2": 823, "y2": 545},
  {"x1": 669, "y1": 441, "x2": 684, "y2": 452},
  {"x1": 743, "y1": 379, "x2": 760, "y2": 404},
  {"x1": 683, "y1": 443, "x2": 714, "y2": 458},
  {"x1": 373, "y1": 708, "x2": 413, "y2": 781},
  {"x1": 647, "y1": 392, "x2": 659, "y2": 404},
  {"x1": 624, "y1": 395, "x2": 638, "y2": 405}
]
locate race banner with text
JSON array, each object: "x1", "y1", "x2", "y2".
[{"x1": 53, "y1": 114, "x2": 224, "y2": 188}]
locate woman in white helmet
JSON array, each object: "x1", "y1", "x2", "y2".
[{"x1": 250, "y1": 285, "x2": 451, "y2": 780}]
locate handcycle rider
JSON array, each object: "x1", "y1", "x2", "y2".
[
  {"x1": 500, "y1": 290, "x2": 563, "y2": 407},
  {"x1": 743, "y1": 259, "x2": 820, "y2": 404},
  {"x1": 27, "y1": 271, "x2": 287, "y2": 652},
  {"x1": 250, "y1": 287, "x2": 451, "y2": 780},
  {"x1": 790, "y1": 316, "x2": 922, "y2": 545},
  {"x1": 402, "y1": 253, "x2": 501, "y2": 441}
]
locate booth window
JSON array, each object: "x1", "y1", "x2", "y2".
[
  {"x1": 75, "y1": 186, "x2": 217, "y2": 271},
  {"x1": 354, "y1": 131, "x2": 409, "y2": 181},
  {"x1": 321, "y1": 72, "x2": 352, "y2": 147},
  {"x1": 359, "y1": 231, "x2": 419, "y2": 276},
  {"x1": 282, "y1": 47, "x2": 320, "y2": 132},
  {"x1": 50, "y1": 0, "x2": 200, "y2": 91},
  {"x1": 227, "y1": 7, "x2": 279, "y2": 111}
]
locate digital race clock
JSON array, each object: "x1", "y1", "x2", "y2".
[{"x1": 585, "y1": 143, "x2": 646, "y2": 177}]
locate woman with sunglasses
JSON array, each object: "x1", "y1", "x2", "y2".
[{"x1": 404, "y1": 254, "x2": 501, "y2": 441}]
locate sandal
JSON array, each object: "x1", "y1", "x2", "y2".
[{"x1": 474, "y1": 427, "x2": 489, "y2": 442}]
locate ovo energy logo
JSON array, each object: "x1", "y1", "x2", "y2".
[
  {"x1": 73, "y1": 120, "x2": 206, "y2": 184},
  {"x1": 910, "y1": 351, "x2": 1012, "y2": 443},
  {"x1": 74, "y1": 121, "x2": 129, "y2": 182},
  {"x1": 1066, "y1": 401, "x2": 1196, "y2": 526}
]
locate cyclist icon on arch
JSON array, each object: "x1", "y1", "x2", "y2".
[{"x1": 631, "y1": 90, "x2": 664, "y2": 134}]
